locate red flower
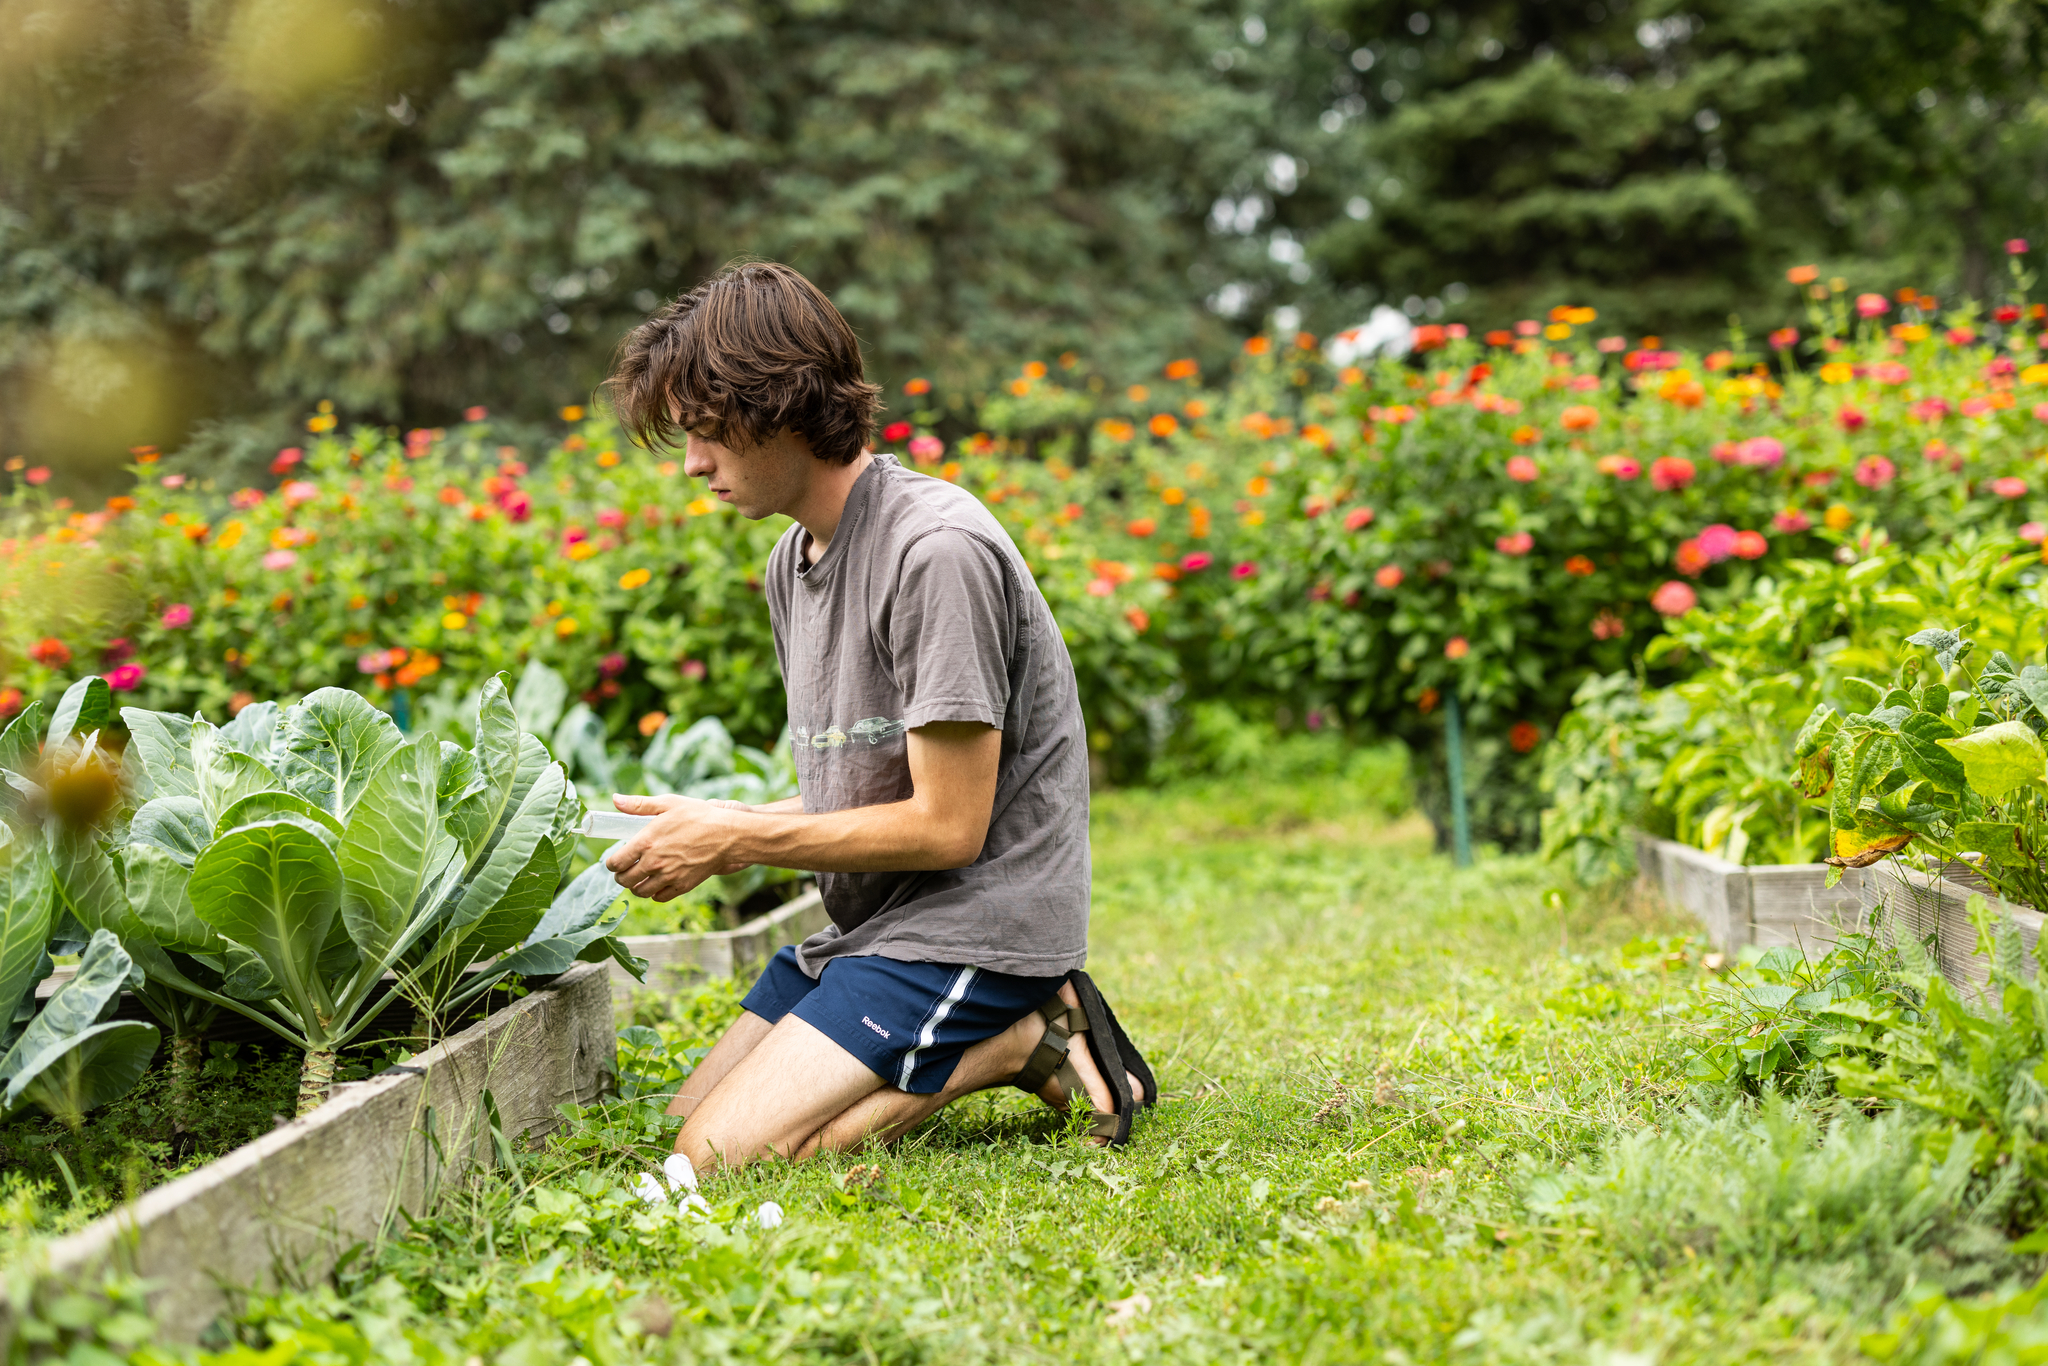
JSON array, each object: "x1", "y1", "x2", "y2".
[
  {"x1": 1732, "y1": 530, "x2": 1768, "y2": 559},
  {"x1": 1996, "y1": 305, "x2": 2024, "y2": 323},
  {"x1": 1650, "y1": 457, "x2": 1696, "y2": 491},
  {"x1": 599, "y1": 652, "x2": 628, "y2": 678},
  {"x1": 464, "y1": 406, "x2": 488, "y2": 422},
  {"x1": 1127, "y1": 518, "x2": 1156, "y2": 537},
  {"x1": 0, "y1": 689, "x2": 19, "y2": 718},
  {"x1": 25, "y1": 467, "x2": 50, "y2": 485},
  {"x1": 502, "y1": 489, "x2": 532, "y2": 521},
  {"x1": 1344, "y1": 507, "x2": 1376, "y2": 532},
  {"x1": 1508, "y1": 721, "x2": 1542, "y2": 753},
  {"x1": 882, "y1": 421, "x2": 914, "y2": 443},
  {"x1": 1180, "y1": 552, "x2": 1213, "y2": 572},
  {"x1": 1674, "y1": 540, "x2": 1710, "y2": 576},
  {"x1": 1768, "y1": 328, "x2": 1799, "y2": 349},
  {"x1": 1837, "y1": 405, "x2": 1867, "y2": 432},
  {"x1": 1565, "y1": 554, "x2": 1596, "y2": 576},
  {"x1": 29, "y1": 637, "x2": 71, "y2": 667},
  {"x1": 271, "y1": 447, "x2": 304, "y2": 475},
  {"x1": 1375, "y1": 564, "x2": 1404, "y2": 589},
  {"x1": 1651, "y1": 581, "x2": 1698, "y2": 616}
]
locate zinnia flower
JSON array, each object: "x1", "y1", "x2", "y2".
[
  {"x1": 1559, "y1": 405, "x2": 1599, "y2": 431},
  {"x1": 262, "y1": 549, "x2": 298, "y2": 570},
  {"x1": 1732, "y1": 530, "x2": 1768, "y2": 559},
  {"x1": 25, "y1": 467, "x2": 50, "y2": 485},
  {"x1": 1087, "y1": 578, "x2": 1115, "y2": 597},
  {"x1": 1853, "y1": 456, "x2": 1897, "y2": 489},
  {"x1": 908, "y1": 435, "x2": 945, "y2": 464},
  {"x1": 1674, "y1": 540, "x2": 1710, "y2": 576},
  {"x1": 1651, "y1": 581, "x2": 1698, "y2": 616},
  {"x1": 1444, "y1": 637, "x2": 1469, "y2": 659},
  {"x1": 2023, "y1": 522, "x2": 2047, "y2": 543},
  {"x1": 161, "y1": 604, "x2": 193, "y2": 629},
  {"x1": 1773, "y1": 508, "x2": 1812, "y2": 533},
  {"x1": 282, "y1": 480, "x2": 318, "y2": 508},
  {"x1": 1231, "y1": 561, "x2": 1258, "y2": 580},
  {"x1": 1495, "y1": 531, "x2": 1534, "y2": 556},
  {"x1": 1506, "y1": 456, "x2": 1539, "y2": 482},
  {"x1": 28, "y1": 638, "x2": 71, "y2": 668},
  {"x1": 1597, "y1": 455, "x2": 1642, "y2": 480},
  {"x1": 270, "y1": 447, "x2": 303, "y2": 475},
  {"x1": 1564, "y1": 555, "x2": 1596, "y2": 576},
  {"x1": 1735, "y1": 437, "x2": 1784, "y2": 469},
  {"x1": 1127, "y1": 518, "x2": 1156, "y2": 537},
  {"x1": 1180, "y1": 552, "x2": 1213, "y2": 572},
  {"x1": 1508, "y1": 721, "x2": 1541, "y2": 753},
  {"x1": 1375, "y1": 564, "x2": 1404, "y2": 588},
  {"x1": 1991, "y1": 476, "x2": 2028, "y2": 499},
  {"x1": 1344, "y1": 507, "x2": 1376, "y2": 532},
  {"x1": 1650, "y1": 457, "x2": 1695, "y2": 491},
  {"x1": 1855, "y1": 293, "x2": 1889, "y2": 319},
  {"x1": 103, "y1": 664, "x2": 146, "y2": 692},
  {"x1": 1697, "y1": 525, "x2": 1739, "y2": 561}
]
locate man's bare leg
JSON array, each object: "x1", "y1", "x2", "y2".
[
  {"x1": 665, "y1": 1010, "x2": 775, "y2": 1122},
  {"x1": 675, "y1": 1014, "x2": 887, "y2": 1172},
  {"x1": 797, "y1": 980, "x2": 1146, "y2": 1157}
]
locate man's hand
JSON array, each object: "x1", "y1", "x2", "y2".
[{"x1": 603, "y1": 793, "x2": 754, "y2": 902}]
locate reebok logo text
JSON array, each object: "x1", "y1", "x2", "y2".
[{"x1": 862, "y1": 1016, "x2": 891, "y2": 1039}]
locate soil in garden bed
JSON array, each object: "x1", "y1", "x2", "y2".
[{"x1": 0, "y1": 980, "x2": 532, "y2": 1245}]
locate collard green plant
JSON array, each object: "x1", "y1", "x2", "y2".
[{"x1": 0, "y1": 927, "x2": 159, "y2": 1125}]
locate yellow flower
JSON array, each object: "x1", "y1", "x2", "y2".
[
  {"x1": 1819, "y1": 362, "x2": 1855, "y2": 384},
  {"x1": 1161, "y1": 487, "x2": 1185, "y2": 505},
  {"x1": 545, "y1": 599, "x2": 564, "y2": 616},
  {"x1": 442, "y1": 612, "x2": 468, "y2": 630},
  {"x1": 1242, "y1": 509, "x2": 1266, "y2": 527},
  {"x1": 2022, "y1": 363, "x2": 2048, "y2": 385},
  {"x1": 561, "y1": 405, "x2": 586, "y2": 421},
  {"x1": 596, "y1": 450, "x2": 620, "y2": 468},
  {"x1": 1544, "y1": 323, "x2": 1571, "y2": 340},
  {"x1": 216, "y1": 520, "x2": 245, "y2": 550},
  {"x1": 619, "y1": 567, "x2": 652, "y2": 589},
  {"x1": 568, "y1": 541, "x2": 598, "y2": 560},
  {"x1": 1824, "y1": 503, "x2": 1853, "y2": 530},
  {"x1": 347, "y1": 594, "x2": 367, "y2": 610},
  {"x1": 555, "y1": 617, "x2": 579, "y2": 637},
  {"x1": 687, "y1": 497, "x2": 716, "y2": 516}
]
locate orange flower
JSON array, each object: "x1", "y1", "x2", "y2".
[
  {"x1": 1338, "y1": 366, "x2": 1364, "y2": 386},
  {"x1": 1183, "y1": 399, "x2": 1210, "y2": 420},
  {"x1": 619, "y1": 567, "x2": 653, "y2": 589},
  {"x1": 1165, "y1": 358, "x2": 1199, "y2": 380},
  {"x1": 1189, "y1": 505, "x2": 1211, "y2": 537},
  {"x1": 438, "y1": 485, "x2": 464, "y2": 506},
  {"x1": 1124, "y1": 607, "x2": 1150, "y2": 632},
  {"x1": 596, "y1": 450, "x2": 621, "y2": 468},
  {"x1": 106, "y1": 496, "x2": 136, "y2": 514},
  {"x1": 1510, "y1": 425, "x2": 1539, "y2": 445},
  {"x1": 1240, "y1": 411, "x2": 1277, "y2": 438},
  {"x1": 1148, "y1": 413, "x2": 1180, "y2": 438},
  {"x1": 639, "y1": 711, "x2": 669, "y2": 737},
  {"x1": 1508, "y1": 721, "x2": 1542, "y2": 753},
  {"x1": 1098, "y1": 419, "x2": 1136, "y2": 442},
  {"x1": 1127, "y1": 384, "x2": 1151, "y2": 403},
  {"x1": 1786, "y1": 265, "x2": 1820, "y2": 285},
  {"x1": 1299, "y1": 423, "x2": 1332, "y2": 450},
  {"x1": 1024, "y1": 361, "x2": 1048, "y2": 379},
  {"x1": 1161, "y1": 486, "x2": 1185, "y2": 505},
  {"x1": 1244, "y1": 336, "x2": 1271, "y2": 356},
  {"x1": 1008, "y1": 378, "x2": 1033, "y2": 397},
  {"x1": 904, "y1": 377, "x2": 933, "y2": 396},
  {"x1": 1559, "y1": 405, "x2": 1600, "y2": 431},
  {"x1": 1152, "y1": 562, "x2": 1181, "y2": 581},
  {"x1": 1564, "y1": 554, "x2": 1596, "y2": 576},
  {"x1": 1127, "y1": 518, "x2": 1156, "y2": 537},
  {"x1": 939, "y1": 462, "x2": 961, "y2": 482},
  {"x1": 1444, "y1": 636, "x2": 1470, "y2": 660},
  {"x1": 1246, "y1": 476, "x2": 1270, "y2": 497}
]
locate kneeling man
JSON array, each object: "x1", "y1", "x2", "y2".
[{"x1": 600, "y1": 262, "x2": 1150, "y2": 1172}]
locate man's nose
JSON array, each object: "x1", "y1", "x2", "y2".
[{"x1": 682, "y1": 443, "x2": 715, "y2": 477}]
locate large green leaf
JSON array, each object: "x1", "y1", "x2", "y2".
[
  {"x1": 189, "y1": 818, "x2": 345, "y2": 1031},
  {"x1": 46, "y1": 677, "x2": 111, "y2": 751},
  {"x1": 1953, "y1": 821, "x2": 2032, "y2": 867},
  {"x1": 219, "y1": 700, "x2": 283, "y2": 762},
  {"x1": 193, "y1": 724, "x2": 286, "y2": 828},
  {"x1": 499, "y1": 860, "x2": 630, "y2": 977},
  {"x1": 465, "y1": 840, "x2": 558, "y2": 961},
  {"x1": 510, "y1": 661, "x2": 569, "y2": 738},
  {"x1": 448, "y1": 678, "x2": 521, "y2": 860},
  {"x1": 1938, "y1": 721, "x2": 2046, "y2": 803},
  {"x1": 49, "y1": 826, "x2": 131, "y2": 941},
  {"x1": 215, "y1": 790, "x2": 344, "y2": 844},
  {"x1": 447, "y1": 764, "x2": 564, "y2": 930},
  {"x1": 0, "y1": 927, "x2": 138, "y2": 1084},
  {"x1": 122, "y1": 841, "x2": 219, "y2": 953},
  {"x1": 0, "y1": 702, "x2": 45, "y2": 776},
  {"x1": 338, "y1": 737, "x2": 450, "y2": 967},
  {"x1": 120, "y1": 708, "x2": 199, "y2": 801},
  {"x1": 278, "y1": 688, "x2": 403, "y2": 820},
  {"x1": 128, "y1": 795, "x2": 214, "y2": 867},
  {"x1": 0, "y1": 844, "x2": 54, "y2": 1019},
  {"x1": 7, "y1": 1020, "x2": 160, "y2": 1122},
  {"x1": 1896, "y1": 712, "x2": 1966, "y2": 794}
]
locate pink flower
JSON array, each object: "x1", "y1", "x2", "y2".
[
  {"x1": 160, "y1": 474, "x2": 186, "y2": 489},
  {"x1": 1652, "y1": 581, "x2": 1698, "y2": 616},
  {"x1": 1505, "y1": 455, "x2": 1539, "y2": 483},
  {"x1": 1837, "y1": 405, "x2": 1867, "y2": 432},
  {"x1": 270, "y1": 447, "x2": 303, "y2": 476},
  {"x1": 160, "y1": 603, "x2": 193, "y2": 629},
  {"x1": 1495, "y1": 531, "x2": 1534, "y2": 556},
  {"x1": 908, "y1": 435, "x2": 946, "y2": 464},
  {"x1": 1231, "y1": 561, "x2": 1259, "y2": 580},
  {"x1": 1087, "y1": 578, "x2": 1115, "y2": 597},
  {"x1": 465, "y1": 406, "x2": 488, "y2": 422},
  {"x1": 1344, "y1": 507, "x2": 1376, "y2": 532},
  {"x1": 262, "y1": 549, "x2": 298, "y2": 570},
  {"x1": 1735, "y1": 437, "x2": 1784, "y2": 469},
  {"x1": 562, "y1": 525, "x2": 589, "y2": 545},
  {"x1": 1697, "y1": 524, "x2": 1739, "y2": 562},
  {"x1": 1597, "y1": 455, "x2": 1641, "y2": 480},
  {"x1": 1650, "y1": 457, "x2": 1696, "y2": 491},
  {"x1": 501, "y1": 489, "x2": 532, "y2": 522},
  {"x1": 598, "y1": 508, "x2": 626, "y2": 529},
  {"x1": 2022, "y1": 522, "x2": 2047, "y2": 543},
  {"x1": 2010, "y1": 239, "x2": 2031, "y2": 255},
  {"x1": 1855, "y1": 293, "x2": 1890, "y2": 319},
  {"x1": 1712, "y1": 441, "x2": 1740, "y2": 465},
  {"x1": 1732, "y1": 530, "x2": 1768, "y2": 559},
  {"x1": 1774, "y1": 508, "x2": 1812, "y2": 533},
  {"x1": 599, "y1": 652, "x2": 628, "y2": 678},
  {"x1": 103, "y1": 664, "x2": 146, "y2": 692},
  {"x1": 282, "y1": 480, "x2": 319, "y2": 508},
  {"x1": 1180, "y1": 552, "x2": 1213, "y2": 572},
  {"x1": 231, "y1": 487, "x2": 266, "y2": 509},
  {"x1": 1870, "y1": 363, "x2": 1911, "y2": 385},
  {"x1": 680, "y1": 659, "x2": 707, "y2": 681},
  {"x1": 1910, "y1": 398, "x2": 1950, "y2": 423},
  {"x1": 1991, "y1": 476, "x2": 2028, "y2": 499},
  {"x1": 1854, "y1": 456, "x2": 1897, "y2": 489},
  {"x1": 2034, "y1": 403, "x2": 2048, "y2": 422},
  {"x1": 102, "y1": 638, "x2": 134, "y2": 665},
  {"x1": 24, "y1": 467, "x2": 49, "y2": 486}
]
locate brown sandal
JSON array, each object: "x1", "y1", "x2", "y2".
[{"x1": 1012, "y1": 972, "x2": 1139, "y2": 1146}]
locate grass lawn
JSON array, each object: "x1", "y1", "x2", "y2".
[{"x1": 87, "y1": 759, "x2": 2030, "y2": 1363}]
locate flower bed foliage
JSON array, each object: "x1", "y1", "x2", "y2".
[{"x1": 8, "y1": 285, "x2": 2048, "y2": 839}]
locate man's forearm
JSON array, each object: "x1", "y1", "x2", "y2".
[{"x1": 721, "y1": 798, "x2": 983, "y2": 873}]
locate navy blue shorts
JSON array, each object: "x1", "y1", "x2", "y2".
[{"x1": 739, "y1": 946, "x2": 1065, "y2": 1094}]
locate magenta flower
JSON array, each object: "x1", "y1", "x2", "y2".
[
  {"x1": 1855, "y1": 293, "x2": 1889, "y2": 319},
  {"x1": 1735, "y1": 437, "x2": 1784, "y2": 469},
  {"x1": 160, "y1": 603, "x2": 194, "y2": 629},
  {"x1": 1697, "y1": 524, "x2": 1739, "y2": 562},
  {"x1": 2010, "y1": 239, "x2": 2031, "y2": 255},
  {"x1": 1651, "y1": 581, "x2": 1698, "y2": 616},
  {"x1": 263, "y1": 549, "x2": 298, "y2": 570},
  {"x1": 103, "y1": 664, "x2": 146, "y2": 692},
  {"x1": 1180, "y1": 552, "x2": 1213, "y2": 572},
  {"x1": 599, "y1": 652, "x2": 628, "y2": 678},
  {"x1": 1853, "y1": 456, "x2": 1897, "y2": 489},
  {"x1": 908, "y1": 435, "x2": 946, "y2": 463},
  {"x1": 1231, "y1": 561, "x2": 1259, "y2": 580}
]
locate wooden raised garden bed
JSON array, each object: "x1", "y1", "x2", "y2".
[
  {"x1": 609, "y1": 887, "x2": 830, "y2": 1004},
  {"x1": 1634, "y1": 834, "x2": 1867, "y2": 955},
  {"x1": 2, "y1": 961, "x2": 615, "y2": 1346}
]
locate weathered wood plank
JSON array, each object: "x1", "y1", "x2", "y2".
[
  {"x1": 612, "y1": 888, "x2": 829, "y2": 1002},
  {"x1": 1747, "y1": 864, "x2": 1867, "y2": 951},
  {"x1": 1863, "y1": 862, "x2": 2043, "y2": 995},
  {"x1": 2, "y1": 962, "x2": 614, "y2": 1345},
  {"x1": 1645, "y1": 838, "x2": 1752, "y2": 954}
]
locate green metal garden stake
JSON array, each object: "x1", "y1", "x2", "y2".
[
  {"x1": 392, "y1": 687, "x2": 411, "y2": 733},
  {"x1": 1445, "y1": 691, "x2": 1472, "y2": 868}
]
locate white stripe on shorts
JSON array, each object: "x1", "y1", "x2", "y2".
[{"x1": 897, "y1": 967, "x2": 978, "y2": 1091}]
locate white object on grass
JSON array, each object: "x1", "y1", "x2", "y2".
[
  {"x1": 663, "y1": 1152, "x2": 699, "y2": 1193},
  {"x1": 632, "y1": 1172, "x2": 667, "y2": 1206},
  {"x1": 754, "y1": 1201, "x2": 784, "y2": 1229}
]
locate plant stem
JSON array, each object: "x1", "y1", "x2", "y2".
[
  {"x1": 170, "y1": 1034, "x2": 203, "y2": 1134},
  {"x1": 412, "y1": 1005, "x2": 436, "y2": 1049},
  {"x1": 296, "y1": 1049, "x2": 338, "y2": 1117}
]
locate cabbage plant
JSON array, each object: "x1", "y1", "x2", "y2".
[{"x1": 8, "y1": 676, "x2": 640, "y2": 1116}]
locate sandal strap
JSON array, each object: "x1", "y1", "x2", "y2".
[
  {"x1": 1013, "y1": 996, "x2": 1092, "y2": 1095},
  {"x1": 1054, "y1": 1053, "x2": 1120, "y2": 1140}
]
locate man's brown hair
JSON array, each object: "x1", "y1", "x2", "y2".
[{"x1": 604, "y1": 261, "x2": 882, "y2": 464}]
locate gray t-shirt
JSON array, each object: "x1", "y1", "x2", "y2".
[{"x1": 763, "y1": 454, "x2": 1090, "y2": 978}]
